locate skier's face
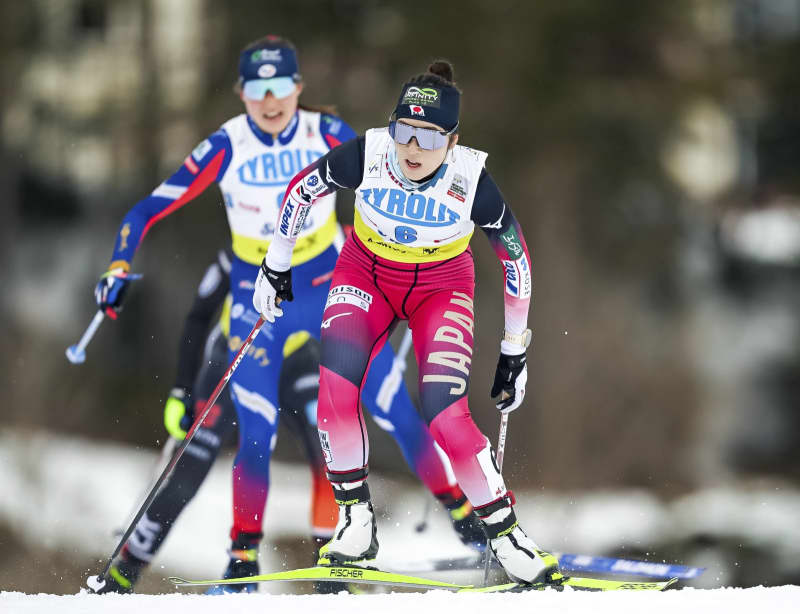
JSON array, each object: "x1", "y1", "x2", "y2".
[
  {"x1": 240, "y1": 81, "x2": 303, "y2": 136},
  {"x1": 393, "y1": 118, "x2": 458, "y2": 181}
]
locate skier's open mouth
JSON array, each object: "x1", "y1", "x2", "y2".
[
  {"x1": 405, "y1": 160, "x2": 422, "y2": 171},
  {"x1": 263, "y1": 111, "x2": 282, "y2": 120}
]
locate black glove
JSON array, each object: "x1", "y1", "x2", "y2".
[
  {"x1": 253, "y1": 260, "x2": 293, "y2": 323},
  {"x1": 490, "y1": 352, "x2": 528, "y2": 412},
  {"x1": 262, "y1": 259, "x2": 293, "y2": 302}
]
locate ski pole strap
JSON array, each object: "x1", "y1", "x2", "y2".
[
  {"x1": 473, "y1": 491, "x2": 516, "y2": 518},
  {"x1": 332, "y1": 481, "x2": 371, "y2": 506}
]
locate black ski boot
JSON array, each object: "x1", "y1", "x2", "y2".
[
  {"x1": 438, "y1": 489, "x2": 487, "y2": 552},
  {"x1": 205, "y1": 533, "x2": 261, "y2": 595},
  {"x1": 88, "y1": 549, "x2": 147, "y2": 594}
]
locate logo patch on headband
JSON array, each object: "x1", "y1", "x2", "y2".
[
  {"x1": 402, "y1": 86, "x2": 441, "y2": 108},
  {"x1": 251, "y1": 48, "x2": 282, "y2": 62},
  {"x1": 258, "y1": 64, "x2": 277, "y2": 78},
  {"x1": 409, "y1": 105, "x2": 425, "y2": 116}
]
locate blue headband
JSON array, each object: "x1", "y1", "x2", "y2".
[
  {"x1": 238, "y1": 44, "x2": 301, "y2": 83},
  {"x1": 393, "y1": 82, "x2": 460, "y2": 132}
]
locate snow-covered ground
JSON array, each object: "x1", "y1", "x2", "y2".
[
  {"x1": 3, "y1": 586, "x2": 800, "y2": 614},
  {"x1": 1, "y1": 429, "x2": 799, "y2": 612}
]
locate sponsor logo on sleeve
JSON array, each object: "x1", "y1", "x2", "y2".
[
  {"x1": 119, "y1": 223, "x2": 131, "y2": 250},
  {"x1": 323, "y1": 116, "x2": 342, "y2": 134},
  {"x1": 500, "y1": 226, "x2": 523, "y2": 260},
  {"x1": 191, "y1": 139, "x2": 212, "y2": 161},
  {"x1": 518, "y1": 253, "x2": 532, "y2": 298},
  {"x1": 503, "y1": 260, "x2": 519, "y2": 296},
  {"x1": 303, "y1": 170, "x2": 327, "y2": 196},
  {"x1": 279, "y1": 201, "x2": 295, "y2": 236},
  {"x1": 292, "y1": 206, "x2": 310, "y2": 238},
  {"x1": 502, "y1": 255, "x2": 531, "y2": 299}
]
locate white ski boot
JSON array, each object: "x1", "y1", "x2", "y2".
[
  {"x1": 477, "y1": 498, "x2": 561, "y2": 585},
  {"x1": 317, "y1": 479, "x2": 378, "y2": 566}
]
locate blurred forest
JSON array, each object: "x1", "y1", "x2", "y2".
[{"x1": 2, "y1": 0, "x2": 800, "y2": 497}]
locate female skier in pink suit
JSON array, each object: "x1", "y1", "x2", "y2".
[{"x1": 253, "y1": 61, "x2": 561, "y2": 585}]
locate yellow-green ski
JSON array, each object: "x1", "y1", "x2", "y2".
[
  {"x1": 169, "y1": 565, "x2": 677, "y2": 593},
  {"x1": 169, "y1": 565, "x2": 466, "y2": 591}
]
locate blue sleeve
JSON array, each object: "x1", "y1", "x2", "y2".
[
  {"x1": 319, "y1": 114, "x2": 357, "y2": 151},
  {"x1": 108, "y1": 129, "x2": 233, "y2": 268}
]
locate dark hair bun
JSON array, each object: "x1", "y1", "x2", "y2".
[{"x1": 427, "y1": 60, "x2": 454, "y2": 84}]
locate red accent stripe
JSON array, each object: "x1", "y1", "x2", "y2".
[
  {"x1": 311, "y1": 270, "x2": 335, "y2": 287},
  {"x1": 277, "y1": 161, "x2": 323, "y2": 235},
  {"x1": 324, "y1": 134, "x2": 342, "y2": 149},
  {"x1": 139, "y1": 150, "x2": 225, "y2": 247}
]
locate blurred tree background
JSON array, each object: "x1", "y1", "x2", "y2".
[{"x1": 2, "y1": 0, "x2": 800, "y2": 500}]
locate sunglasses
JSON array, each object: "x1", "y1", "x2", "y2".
[
  {"x1": 242, "y1": 77, "x2": 297, "y2": 100},
  {"x1": 388, "y1": 120, "x2": 456, "y2": 151}
]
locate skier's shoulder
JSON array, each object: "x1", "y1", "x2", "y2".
[
  {"x1": 451, "y1": 143, "x2": 488, "y2": 176},
  {"x1": 364, "y1": 127, "x2": 390, "y2": 153},
  {"x1": 314, "y1": 110, "x2": 357, "y2": 149},
  {"x1": 218, "y1": 114, "x2": 250, "y2": 146}
]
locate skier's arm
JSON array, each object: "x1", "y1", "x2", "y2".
[
  {"x1": 264, "y1": 135, "x2": 365, "y2": 272},
  {"x1": 95, "y1": 130, "x2": 233, "y2": 315},
  {"x1": 106, "y1": 131, "x2": 233, "y2": 272},
  {"x1": 471, "y1": 169, "x2": 532, "y2": 354}
]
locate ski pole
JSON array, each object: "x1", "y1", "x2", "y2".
[
  {"x1": 88, "y1": 315, "x2": 265, "y2": 590},
  {"x1": 112, "y1": 436, "x2": 178, "y2": 538},
  {"x1": 67, "y1": 273, "x2": 144, "y2": 364},
  {"x1": 415, "y1": 497, "x2": 433, "y2": 533},
  {"x1": 483, "y1": 410, "x2": 510, "y2": 585},
  {"x1": 66, "y1": 311, "x2": 105, "y2": 364}
]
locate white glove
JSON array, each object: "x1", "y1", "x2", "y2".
[{"x1": 253, "y1": 260, "x2": 292, "y2": 322}]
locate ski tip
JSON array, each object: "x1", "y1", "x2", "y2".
[{"x1": 168, "y1": 576, "x2": 189, "y2": 585}]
